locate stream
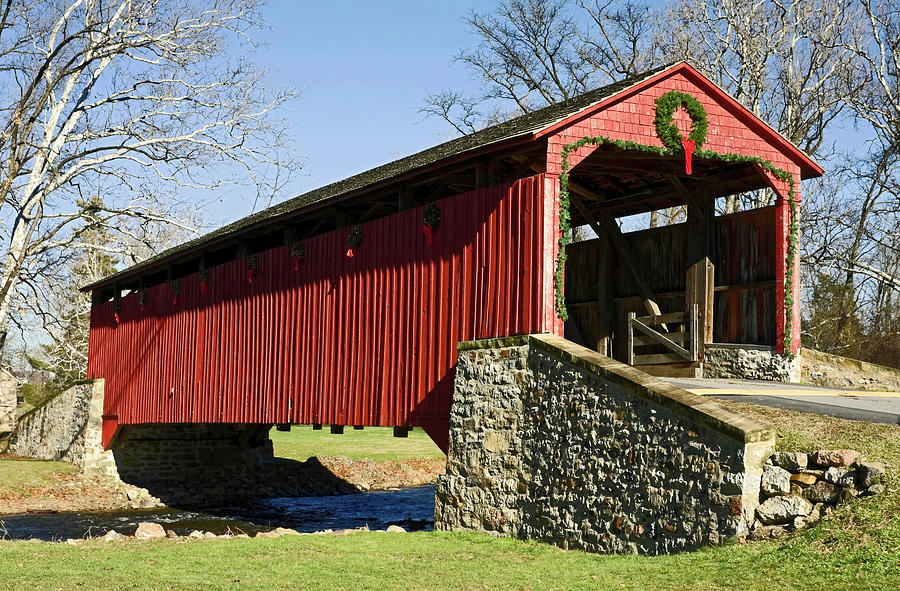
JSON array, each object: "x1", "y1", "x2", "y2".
[{"x1": 0, "y1": 485, "x2": 435, "y2": 541}]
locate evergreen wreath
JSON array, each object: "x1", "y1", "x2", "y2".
[
  {"x1": 171, "y1": 279, "x2": 181, "y2": 298},
  {"x1": 291, "y1": 241, "x2": 306, "y2": 259},
  {"x1": 423, "y1": 203, "x2": 441, "y2": 229},
  {"x1": 348, "y1": 225, "x2": 362, "y2": 250},
  {"x1": 654, "y1": 91, "x2": 709, "y2": 150}
]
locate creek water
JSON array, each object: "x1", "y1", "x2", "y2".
[{"x1": 0, "y1": 485, "x2": 434, "y2": 541}]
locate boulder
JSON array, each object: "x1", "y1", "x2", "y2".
[
  {"x1": 863, "y1": 483, "x2": 885, "y2": 497},
  {"x1": 856, "y1": 462, "x2": 885, "y2": 489},
  {"x1": 103, "y1": 530, "x2": 126, "y2": 542},
  {"x1": 790, "y1": 473, "x2": 818, "y2": 486},
  {"x1": 805, "y1": 481, "x2": 839, "y2": 503},
  {"x1": 749, "y1": 524, "x2": 787, "y2": 539},
  {"x1": 166, "y1": 529, "x2": 178, "y2": 539},
  {"x1": 812, "y1": 450, "x2": 860, "y2": 468},
  {"x1": 756, "y1": 495, "x2": 813, "y2": 525},
  {"x1": 386, "y1": 525, "x2": 407, "y2": 533},
  {"x1": 134, "y1": 522, "x2": 166, "y2": 539},
  {"x1": 273, "y1": 527, "x2": 300, "y2": 536},
  {"x1": 188, "y1": 530, "x2": 204, "y2": 539},
  {"x1": 761, "y1": 465, "x2": 792, "y2": 496},
  {"x1": 771, "y1": 452, "x2": 808, "y2": 471},
  {"x1": 823, "y1": 467, "x2": 856, "y2": 487},
  {"x1": 256, "y1": 530, "x2": 281, "y2": 538}
]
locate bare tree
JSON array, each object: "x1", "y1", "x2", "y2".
[
  {"x1": 0, "y1": 0, "x2": 298, "y2": 353},
  {"x1": 422, "y1": 0, "x2": 664, "y2": 134},
  {"x1": 665, "y1": 0, "x2": 864, "y2": 211}
]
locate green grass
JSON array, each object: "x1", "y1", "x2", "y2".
[
  {"x1": 1, "y1": 404, "x2": 898, "y2": 590},
  {"x1": 0, "y1": 457, "x2": 75, "y2": 496},
  {"x1": 269, "y1": 426, "x2": 444, "y2": 462}
]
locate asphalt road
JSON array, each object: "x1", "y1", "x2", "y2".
[{"x1": 662, "y1": 377, "x2": 900, "y2": 425}]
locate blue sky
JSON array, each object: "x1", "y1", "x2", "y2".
[{"x1": 213, "y1": 1, "x2": 498, "y2": 224}]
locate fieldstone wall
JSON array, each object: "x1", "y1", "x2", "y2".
[
  {"x1": 0, "y1": 368, "x2": 15, "y2": 433},
  {"x1": 111, "y1": 423, "x2": 276, "y2": 505},
  {"x1": 6, "y1": 380, "x2": 113, "y2": 471},
  {"x1": 435, "y1": 334, "x2": 775, "y2": 555},
  {"x1": 704, "y1": 344, "x2": 800, "y2": 382},
  {"x1": 800, "y1": 348, "x2": 900, "y2": 391}
]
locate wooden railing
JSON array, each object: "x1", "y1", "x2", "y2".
[{"x1": 627, "y1": 304, "x2": 699, "y2": 366}]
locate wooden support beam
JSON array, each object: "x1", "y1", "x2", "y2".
[
  {"x1": 393, "y1": 426, "x2": 410, "y2": 438},
  {"x1": 312, "y1": 423, "x2": 322, "y2": 430},
  {"x1": 568, "y1": 184, "x2": 666, "y2": 324},
  {"x1": 353, "y1": 425, "x2": 364, "y2": 430},
  {"x1": 330, "y1": 424, "x2": 344, "y2": 434}
]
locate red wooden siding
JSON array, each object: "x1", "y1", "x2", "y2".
[{"x1": 87, "y1": 175, "x2": 554, "y2": 451}]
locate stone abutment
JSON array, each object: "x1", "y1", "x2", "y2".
[{"x1": 435, "y1": 334, "x2": 776, "y2": 555}]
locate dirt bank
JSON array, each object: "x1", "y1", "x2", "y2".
[{"x1": 0, "y1": 454, "x2": 446, "y2": 515}]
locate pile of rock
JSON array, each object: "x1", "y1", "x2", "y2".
[
  {"x1": 750, "y1": 449, "x2": 885, "y2": 539},
  {"x1": 93, "y1": 522, "x2": 402, "y2": 543}
]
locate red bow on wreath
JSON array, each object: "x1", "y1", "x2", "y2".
[{"x1": 682, "y1": 137, "x2": 695, "y2": 175}]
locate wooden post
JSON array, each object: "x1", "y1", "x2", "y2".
[
  {"x1": 626, "y1": 312, "x2": 635, "y2": 366},
  {"x1": 683, "y1": 183, "x2": 715, "y2": 355}
]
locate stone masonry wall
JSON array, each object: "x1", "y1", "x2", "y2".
[
  {"x1": 704, "y1": 344, "x2": 801, "y2": 382},
  {"x1": 0, "y1": 368, "x2": 15, "y2": 434},
  {"x1": 6, "y1": 380, "x2": 110, "y2": 470},
  {"x1": 435, "y1": 334, "x2": 775, "y2": 555},
  {"x1": 111, "y1": 423, "x2": 275, "y2": 505}
]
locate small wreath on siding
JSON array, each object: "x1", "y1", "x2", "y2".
[
  {"x1": 171, "y1": 279, "x2": 181, "y2": 304},
  {"x1": 291, "y1": 241, "x2": 305, "y2": 270},
  {"x1": 347, "y1": 225, "x2": 362, "y2": 257},
  {"x1": 247, "y1": 255, "x2": 258, "y2": 284},
  {"x1": 423, "y1": 203, "x2": 440, "y2": 245}
]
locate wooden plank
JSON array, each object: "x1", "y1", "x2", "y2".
[
  {"x1": 634, "y1": 311, "x2": 685, "y2": 325},
  {"x1": 638, "y1": 362, "x2": 703, "y2": 378},
  {"x1": 630, "y1": 318, "x2": 692, "y2": 360},
  {"x1": 633, "y1": 331, "x2": 687, "y2": 346},
  {"x1": 633, "y1": 353, "x2": 685, "y2": 365}
]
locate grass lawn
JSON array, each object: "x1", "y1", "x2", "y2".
[
  {"x1": 269, "y1": 426, "x2": 444, "y2": 462},
  {"x1": 1, "y1": 403, "x2": 898, "y2": 590},
  {"x1": 0, "y1": 456, "x2": 75, "y2": 497}
]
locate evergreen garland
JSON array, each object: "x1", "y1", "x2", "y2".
[{"x1": 557, "y1": 136, "x2": 799, "y2": 354}]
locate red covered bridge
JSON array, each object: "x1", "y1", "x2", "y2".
[{"x1": 85, "y1": 62, "x2": 822, "y2": 454}]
